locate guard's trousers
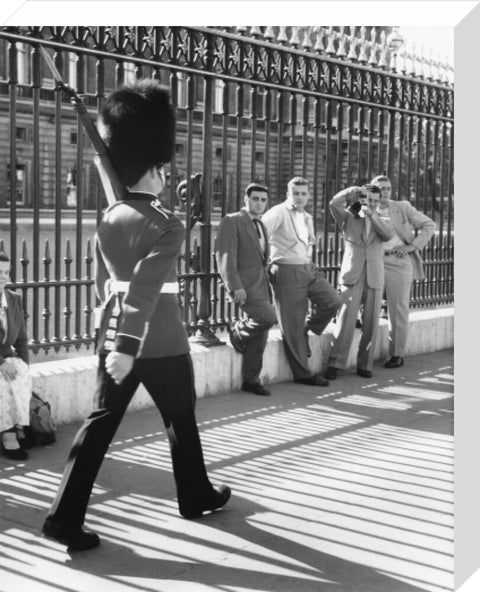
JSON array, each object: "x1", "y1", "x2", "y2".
[{"x1": 47, "y1": 353, "x2": 215, "y2": 526}]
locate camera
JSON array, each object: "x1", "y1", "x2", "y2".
[{"x1": 347, "y1": 184, "x2": 380, "y2": 217}]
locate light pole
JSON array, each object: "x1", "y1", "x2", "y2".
[
  {"x1": 386, "y1": 27, "x2": 404, "y2": 183},
  {"x1": 387, "y1": 26, "x2": 404, "y2": 73}
]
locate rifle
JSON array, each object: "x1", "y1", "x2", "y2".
[{"x1": 40, "y1": 46, "x2": 126, "y2": 205}]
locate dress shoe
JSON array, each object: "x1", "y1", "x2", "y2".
[
  {"x1": 1, "y1": 446, "x2": 28, "y2": 460},
  {"x1": 242, "y1": 382, "x2": 270, "y2": 396},
  {"x1": 226, "y1": 324, "x2": 246, "y2": 354},
  {"x1": 356, "y1": 368, "x2": 372, "y2": 378},
  {"x1": 16, "y1": 426, "x2": 34, "y2": 450},
  {"x1": 1, "y1": 430, "x2": 28, "y2": 461},
  {"x1": 42, "y1": 518, "x2": 100, "y2": 551},
  {"x1": 294, "y1": 373, "x2": 329, "y2": 387},
  {"x1": 323, "y1": 366, "x2": 338, "y2": 380},
  {"x1": 181, "y1": 484, "x2": 232, "y2": 519},
  {"x1": 384, "y1": 356, "x2": 404, "y2": 368}
]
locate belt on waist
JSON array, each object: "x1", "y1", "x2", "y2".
[
  {"x1": 108, "y1": 280, "x2": 179, "y2": 294},
  {"x1": 384, "y1": 250, "x2": 398, "y2": 256}
]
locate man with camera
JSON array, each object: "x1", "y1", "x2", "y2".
[{"x1": 324, "y1": 184, "x2": 394, "y2": 380}]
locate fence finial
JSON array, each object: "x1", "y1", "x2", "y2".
[
  {"x1": 264, "y1": 26, "x2": 275, "y2": 41},
  {"x1": 358, "y1": 26, "x2": 368, "y2": 63},
  {"x1": 313, "y1": 26, "x2": 325, "y2": 53},
  {"x1": 302, "y1": 26, "x2": 313, "y2": 50},
  {"x1": 348, "y1": 26, "x2": 357, "y2": 61},
  {"x1": 325, "y1": 26, "x2": 335, "y2": 56},
  {"x1": 378, "y1": 30, "x2": 388, "y2": 69},
  {"x1": 277, "y1": 26, "x2": 288, "y2": 44},
  {"x1": 368, "y1": 27, "x2": 377, "y2": 66},
  {"x1": 337, "y1": 26, "x2": 347, "y2": 58},
  {"x1": 290, "y1": 26, "x2": 301, "y2": 47}
]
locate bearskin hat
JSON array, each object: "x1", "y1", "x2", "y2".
[{"x1": 98, "y1": 79, "x2": 175, "y2": 187}]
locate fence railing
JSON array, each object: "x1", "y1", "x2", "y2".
[{"x1": 0, "y1": 26, "x2": 454, "y2": 356}]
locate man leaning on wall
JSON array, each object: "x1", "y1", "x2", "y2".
[
  {"x1": 371, "y1": 174, "x2": 436, "y2": 368},
  {"x1": 261, "y1": 176, "x2": 341, "y2": 387},
  {"x1": 216, "y1": 183, "x2": 277, "y2": 396}
]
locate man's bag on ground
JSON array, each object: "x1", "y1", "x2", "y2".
[{"x1": 27, "y1": 392, "x2": 56, "y2": 446}]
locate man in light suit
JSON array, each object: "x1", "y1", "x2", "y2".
[
  {"x1": 371, "y1": 175, "x2": 436, "y2": 368},
  {"x1": 324, "y1": 184, "x2": 394, "y2": 380},
  {"x1": 216, "y1": 183, "x2": 277, "y2": 396}
]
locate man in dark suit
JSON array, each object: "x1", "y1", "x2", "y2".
[
  {"x1": 42, "y1": 80, "x2": 230, "y2": 552},
  {"x1": 216, "y1": 183, "x2": 277, "y2": 396}
]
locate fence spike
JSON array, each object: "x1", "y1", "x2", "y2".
[
  {"x1": 85, "y1": 238, "x2": 93, "y2": 263},
  {"x1": 43, "y1": 239, "x2": 51, "y2": 265},
  {"x1": 65, "y1": 239, "x2": 72, "y2": 263},
  {"x1": 21, "y1": 240, "x2": 29, "y2": 265}
]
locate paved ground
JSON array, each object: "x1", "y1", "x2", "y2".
[{"x1": 0, "y1": 349, "x2": 453, "y2": 592}]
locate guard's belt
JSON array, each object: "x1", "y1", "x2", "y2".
[{"x1": 108, "y1": 280, "x2": 179, "y2": 294}]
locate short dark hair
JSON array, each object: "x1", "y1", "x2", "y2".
[
  {"x1": 371, "y1": 175, "x2": 391, "y2": 185},
  {"x1": 0, "y1": 252, "x2": 10, "y2": 263},
  {"x1": 99, "y1": 79, "x2": 175, "y2": 187},
  {"x1": 245, "y1": 183, "x2": 268, "y2": 197},
  {"x1": 363, "y1": 184, "x2": 381, "y2": 194}
]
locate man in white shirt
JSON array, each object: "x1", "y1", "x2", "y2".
[{"x1": 261, "y1": 177, "x2": 341, "y2": 386}]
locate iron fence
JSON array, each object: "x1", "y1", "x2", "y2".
[{"x1": 0, "y1": 26, "x2": 454, "y2": 355}]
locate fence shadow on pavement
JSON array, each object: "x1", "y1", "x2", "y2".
[{"x1": 0, "y1": 350, "x2": 453, "y2": 592}]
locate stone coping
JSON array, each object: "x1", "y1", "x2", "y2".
[{"x1": 29, "y1": 307, "x2": 453, "y2": 426}]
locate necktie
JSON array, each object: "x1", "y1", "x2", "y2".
[
  {"x1": 364, "y1": 216, "x2": 371, "y2": 239},
  {"x1": 252, "y1": 218, "x2": 262, "y2": 239}
]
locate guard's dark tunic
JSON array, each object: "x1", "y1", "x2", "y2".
[{"x1": 95, "y1": 194, "x2": 189, "y2": 358}]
